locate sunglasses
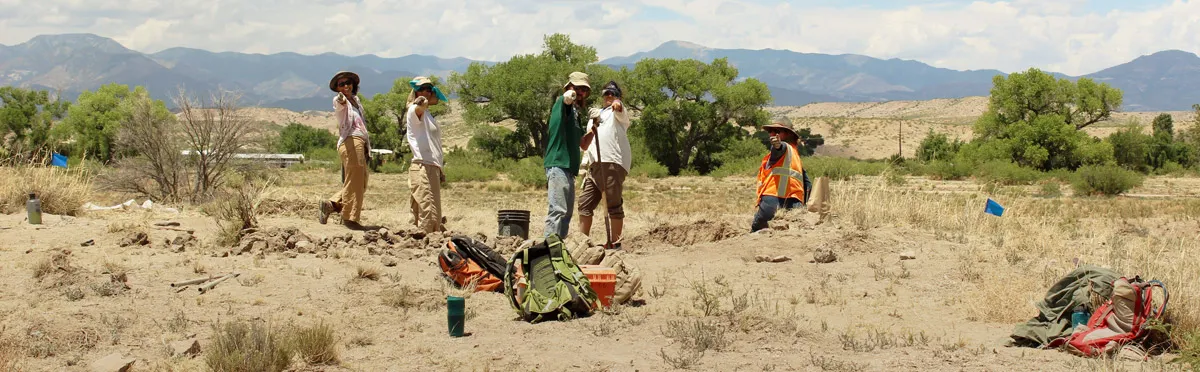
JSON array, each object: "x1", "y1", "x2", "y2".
[
  {"x1": 765, "y1": 128, "x2": 782, "y2": 134},
  {"x1": 417, "y1": 85, "x2": 434, "y2": 92},
  {"x1": 575, "y1": 87, "x2": 591, "y2": 94},
  {"x1": 603, "y1": 91, "x2": 616, "y2": 97},
  {"x1": 337, "y1": 80, "x2": 354, "y2": 87}
]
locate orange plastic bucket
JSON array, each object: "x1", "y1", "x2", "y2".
[{"x1": 580, "y1": 265, "x2": 616, "y2": 308}]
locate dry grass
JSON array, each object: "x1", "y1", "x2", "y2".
[
  {"x1": 355, "y1": 266, "x2": 381, "y2": 281},
  {"x1": 826, "y1": 175, "x2": 1200, "y2": 346},
  {"x1": 0, "y1": 337, "x2": 24, "y2": 372},
  {"x1": 290, "y1": 320, "x2": 339, "y2": 366},
  {"x1": 205, "y1": 320, "x2": 293, "y2": 372},
  {"x1": 0, "y1": 167, "x2": 93, "y2": 216}
]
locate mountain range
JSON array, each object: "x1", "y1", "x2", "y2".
[{"x1": 2, "y1": 34, "x2": 1198, "y2": 112}]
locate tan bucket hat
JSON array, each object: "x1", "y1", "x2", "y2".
[
  {"x1": 329, "y1": 71, "x2": 360, "y2": 92},
  {"x1": 564, "y1": 71, "x2": 590, "y2": 89},
  {"x1": 762, "y1": 121, "x2": 799, "y2": 139}
]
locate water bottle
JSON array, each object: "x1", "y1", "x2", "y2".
[
  {"x1": 1071, "y1": 305, "x2": 1090, "y2": 331},
  {"x1": 26, "y1": 193, "x2": 41, "y2": 225},
  {"x1": 447, "y1": 296, "x2": 465, "y2": 337}
]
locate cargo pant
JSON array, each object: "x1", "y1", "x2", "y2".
[
  {"x1": 409, "y1": 162, "x2": 444, "y2": 233},
  {"x1": 330, "y1": 136, "x2": 368, "y2": 223}
]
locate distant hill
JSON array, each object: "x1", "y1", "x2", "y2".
[
  {"x1": 601, "y1": 41, "x2": 1200, "y2": 111},
  {"x1": 0, "y1": 34, "x2": 488, "y2": 110},
  {"x1": 2, "y1": 34, "x2": 1199, "y2": 111}
]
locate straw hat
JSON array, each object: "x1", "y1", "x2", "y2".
[
  {"x1": 408, "y1": 76, "x2": 449, "y2": 103},
  {"x1": 762, "y1": 121, "x2": 799, "y2": 139},
  {"x1": 329, "y1": 71, "x2": 360, "y2": 93},
  {"x1": 564, "y1": 71, "x2": 590, "y2": 90}
]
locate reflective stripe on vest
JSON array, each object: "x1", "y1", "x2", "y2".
[{"x1": 770, "y1": 146, "x2": 803, "y2": 197}]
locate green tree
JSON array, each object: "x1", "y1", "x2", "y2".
[
  {"x1": 972, "y1": 68, "x2": 1122, "y2": 170},
  {"x1": 275, "y1": 123, "x2": 337, "y2": 154},
  {"x1": 452, "y1": 34, "x2": 616, "y2": 158},
  {"x1": 61, "y1": 83, "x2": 138, "y2": 163},
  {"x1": 1107, "y1": 125, "x2": 1151, "y2": 172},
  {"x1": 0, "y1": 87, "x2": 69, "y2": 162},
  {"x1": 916, "y1": 129, "x2": 964, "y2": 162},
  {"x1": 1152, "y1": 113, "x2": 1174, "y2": 140},
  {"x1": 623, "y1": 58, "x2": 771, "y2": 174}
]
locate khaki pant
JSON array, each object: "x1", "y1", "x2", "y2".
[
  {"x1": 578, "y1": 163, "x2": 627, "y2": 218},
  {"x1": 330, "y1": 136, "x2": 368, "y2": 222},
  {"x1": 409, "y1": 163, "x2": 443, "y2": 233}
]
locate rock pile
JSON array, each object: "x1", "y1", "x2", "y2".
[{"x1": 225, "y1": 226, "x2": 457, "y2": 260}]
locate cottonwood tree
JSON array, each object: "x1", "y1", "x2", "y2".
[
  {"x1": 452, "y1": 34, "x2": 616, "y2": 158},
  {"x1": 623, "y1": 58, "x2": 772, "y2": 175},
  {"x1": 174, "y1": 89, "x2": 256, "y2": 201},
  {"x1": 971, "y1": 68, "x2": 1122, "y2": 170},
  {"x1": 0, "y1": 87, "x2": 69, "y2": 163},
  {"x1": 61, "y1": 83, "x2": 136, "y2": 163}
]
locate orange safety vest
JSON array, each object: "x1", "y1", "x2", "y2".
[{"x1": 756, "y1": 143, "x2": 805, "y2": 204}]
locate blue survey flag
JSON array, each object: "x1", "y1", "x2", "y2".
[
  {"x1": 984, "y1": 198, "x2": 1005, "y2": 217},
  {"x1": 51, "y1": 153, "x2": 68, "y2": 168}
]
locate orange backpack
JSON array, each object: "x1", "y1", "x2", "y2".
[{"x1": 437, "y1": 236, "x2": 507, "y2": 293}]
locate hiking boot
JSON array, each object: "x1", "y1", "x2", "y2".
[
  {"x1": 318, "y1": 201, "x2": 333, "y2": 225},
  {"x1": 343, "y1": 220, "x2": 365, "y2": 231}
]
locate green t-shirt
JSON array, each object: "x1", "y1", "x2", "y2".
[{"x1": 543, "y1": 95, "x2": 583, "y2": 175}]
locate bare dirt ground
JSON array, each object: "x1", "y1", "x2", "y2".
[{"x1": 2, "y1": 168, "x2": 1198, "y2": 371}]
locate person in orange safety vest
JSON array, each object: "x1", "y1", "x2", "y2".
[{"x1": 752, "y1": 121, "x2": 811, "y2": 232}]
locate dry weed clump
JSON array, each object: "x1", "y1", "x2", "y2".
[
  {"x1": 0, "y1": 167, "x2": 92, "y2": 216},
  {"x1": 0, "y1": 337, "x2": 24, "y2": 371},
  {"x1": 355, "y1": 266, "x2": 381, "y2": 281},
  {"x1": 208, "y1": 175, "x2": 275, "y2": 247},
  {"x1": 290, "y1": 321, "x2": 339, "y2": 366},
  {"x1": 205, "y1": 320, "x2": 293, "y2": 372},
  {"x1": 831, "y1": 175, "x2": 1200, "y2": 350}
]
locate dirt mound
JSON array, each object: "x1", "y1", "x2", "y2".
[
  {"x1": 630, "y1": 220, "x2": 741, "y2": 247},
  {"x1": 225, "y1": 226, "x2": 464, "y2": 260}
]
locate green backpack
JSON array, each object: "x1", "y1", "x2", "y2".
[{"x1": 503, "y1": 234, "x2": 599, "y2": 323}]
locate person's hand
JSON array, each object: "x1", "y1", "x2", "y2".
[
  {"x1": 563, "y1": 90, "x2": 577, "y2": 105},
  {"x1": 414, "y1": 96, "x2": 428, "y2": 107},
  {"x1": 439, "y1": 169, "x2": 446, "y2": 183},
  {"x1": 336, "y1": 93, "x2": 347, "y2": 105},
  {"x1": 770, "y1": 135, "x2": 781, "y2": 149},
  {"x1": 612, "y1": 99, "x2": 623, "y2": 112}
]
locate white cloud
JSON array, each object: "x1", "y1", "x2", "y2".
[{"x1": 0, "y1": 0, "x2": 1198, "y2": 75}]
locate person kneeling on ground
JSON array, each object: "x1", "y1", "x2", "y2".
[
  {"x1": 751, "y1": 121, "x2": 810, "y2": 232},
  {"x1": 578, "y1": 81, "x2": 631, "y2": 250}
]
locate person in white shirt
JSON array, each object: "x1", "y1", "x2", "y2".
[
  {"x1": 405, "y1": 76, "x2": 449, "y2": 233},
  {"x1": 578, "y1": 81, "x2": 632, "y2": 249}
]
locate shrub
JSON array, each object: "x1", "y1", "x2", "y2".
[
  {"x1": 377, "y1": 162, "x2": 406, "y2": 174},
  {"x1": 803, "y1": 157, "x2": 886, "y2": 181},
  {"x1": 0, "y1": 167, "x2": 92, "y2": 216},
  {"x1": 305, "y1": 148, "x2": 339, "y2": 162},
  {"x1": 442, "y1": 148, "x2": 499, "y2": 183},
  {"x1": 925, "y1": 160, "x2": 972, "y2": 180},
  {"x1": 469, "y1": 125, "x2": 527, "y2": 159},
  {"x1": 916, "y1": 130, "x2": 963, "y2": 162},
  {"x1": 1037, "y1": 181, "x2": 1063, "y2": 198},
  {"x1": 630, "y1": 161, "x2": 670, "y2": 179},
  {"x1": 1071, "y1": 165, "x2": 1144, "y2": 196},
  {"x1": 290, "y1": 321, "x2": 339, "y2": 365},
  {"x1": 206, "y1": 320, "x2": 293, "y2": 372},
  {"x1": 509, "y1": 157, "x2": 548, "y2": 189},
  {"x1": 276, "y1": 123, "x2": 337, "y2": 154},
  {"x1": 973, "y1": 161, "x2": 1044, "y2": 185},
  {"x1": 1107, "y1": 125, "x2": 1151, "y2": 172}
]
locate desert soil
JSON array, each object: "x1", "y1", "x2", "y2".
[{"x1": 2, "y1": 169, "x2": 1195, "y2": 371}]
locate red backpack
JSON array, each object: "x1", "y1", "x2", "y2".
[{"x1": 1055, "y1": 277, "x2": 1168, "y2": 356}]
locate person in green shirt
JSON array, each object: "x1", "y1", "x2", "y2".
[{"x1": 543, "y1": 71, "x2": 591, "y2": 238}]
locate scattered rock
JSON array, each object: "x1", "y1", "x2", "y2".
[
  {"x1": 89, "y1": 353, "x2": 135, "y2": 372},
  {"x1": 170, "y1": 338, "x2": 201, "y2": 358},
  {"x1": 811, "y1": 249, "x2": 837, "y2": 263},
  {"x1": 118, "y1": 231, "x2": 149, "y2": 247},
  {"x1": 382, "y1": 256, "x2": 398, "y2": 267},
  {"x1": 267, "y1": 236, "x2": 287, "y2": 251},
  {"x1": 363, "y1": 230, "x2": 382, "y2": 243},
  {"x1": 80, "y1": 239, "x2": 95, "y2": 247},
  {"x1": 900, "y1": 251, "x2": 916, "y2": 260},
  {"x1": 629, "y1": 220, "x2": 739, "y2": 247},
  {"x1": 367, "y1": 244, "x2": 385, "y2": 256},
  {"x1": 295, "y1": 241, "x2": 313, "y2": 254},
  {"x1": 284, "y1": 252, "x2": 298, "y2": 259},
  {"x1": 154, "y1": 221, "x2": 181, "y2": 227},
  {"x1": 755, "y1": 255, "x2": 792, "y2": 263},
  {"x1": 251, "y1": 240, "x2": 268, "y2": 254}
]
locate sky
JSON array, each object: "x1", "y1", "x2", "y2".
[{"x1": 0, "y1": 0, "x2": 1198, "y2": 76}]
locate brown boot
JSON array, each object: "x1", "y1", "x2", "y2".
[{"x1": 607, "y1": 217, "x2": 624, "y2": 250}]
